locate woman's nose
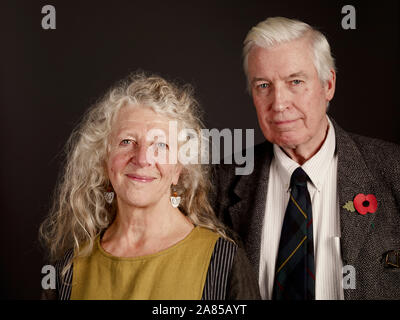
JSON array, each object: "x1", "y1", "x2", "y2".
[{"x1": 133, "y1": 144, "x2": 151, "y2": 167}]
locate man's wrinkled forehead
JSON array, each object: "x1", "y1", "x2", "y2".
[{"x1": 248, "y1": 40, "x2": 316, "y2": 74}]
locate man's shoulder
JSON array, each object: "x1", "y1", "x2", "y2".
[
  {"x1": 348, "y1": 131, "x2": 399, "y2": 150},
  {"x1": 346, "y1": 131, "x2": 400, "y2": 161},
  {"x1": 332, "y1": 117, "x2": 400, "y2": 163},
  {"x1": 336, "y1": 127, "x2": 400, "y2": 184}
]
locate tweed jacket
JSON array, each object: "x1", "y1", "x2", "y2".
[{"x1": 212, "y1": 118, "x2": 400, "y2": 300}]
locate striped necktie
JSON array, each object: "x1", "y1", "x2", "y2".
[{"x1": 272, "y1": 167, "x2": 315, "y2": 300}]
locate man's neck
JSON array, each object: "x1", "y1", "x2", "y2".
[{"x1": 281, "y1": 119, "x2": 329, "y2": 165}]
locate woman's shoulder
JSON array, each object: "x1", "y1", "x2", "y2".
[
  {"x1": 192, "y1": 226, "x2": 238, "y2": 259},
  {"x1": 212, "y1": 236, "x2": 237, "y2": 256},
  {"x1": 195, "y1": 226, "x2": 222, "y2": 239},
  {"x1": 55, "y1": 248, "x2": 75, "y2": 267},
  {"x1": 41, "y1": 248, "x2": 75, "y2": 300},
  {"x1": 204, "y1": 235, "x2": 262, "y2": 299}
]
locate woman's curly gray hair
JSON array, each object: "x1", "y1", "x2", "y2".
[{"x1": 39, "y1": 72, "x2": 230, "y2": 273}]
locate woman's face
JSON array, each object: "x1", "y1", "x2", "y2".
[{"x1": 107, "y1": 105, "x2": 182, "y2": 209}]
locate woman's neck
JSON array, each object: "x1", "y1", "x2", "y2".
[{"x1": 101, "y1": 196, "x2": 194, "y2": 257}]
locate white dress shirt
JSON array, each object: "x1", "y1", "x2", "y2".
[{"x1": 259, "y1": 117, "x2": 344, "y2": 300}]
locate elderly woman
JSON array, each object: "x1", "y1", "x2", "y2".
[{"x1": 39, "y1": 72, "x2": 260, "y2": 300}]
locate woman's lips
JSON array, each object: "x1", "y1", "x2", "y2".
[{"x1": 126, "y1": 174, "x2": 155, "y2": 182}]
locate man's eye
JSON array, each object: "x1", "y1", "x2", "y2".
[
  {"x1": 291, "y1": 79, "x2": 302, "y2": 85},
  {"x1": 258, "y1": 83, "x2": 269, "y2": 89}
]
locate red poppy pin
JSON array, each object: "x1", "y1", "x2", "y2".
[{"x1": 343, "y1": 193, "x2": 378, "y2": 215}]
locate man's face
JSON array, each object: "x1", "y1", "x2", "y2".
[{"x1": 247, "y1": 38, "x2": 335, "y2": 151}]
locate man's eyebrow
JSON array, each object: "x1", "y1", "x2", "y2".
[
  {"x1": 287, "y1": 71, "x2": 308, "y2": 79},
  {"x1": 251, "y1": 77, "x2": 269, "y2": 84},
  {"x1": 251, "y1": 72, "x2": 308, "y2": 84}
]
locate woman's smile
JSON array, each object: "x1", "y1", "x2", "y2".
[{"x1": 126, "y1": 173, "x2": 156, "y2": 183}]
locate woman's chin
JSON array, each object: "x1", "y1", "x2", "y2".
[{"x1": 117, "y1": 196, "x2": 156, "y2": 209}]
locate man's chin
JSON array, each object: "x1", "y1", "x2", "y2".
[
  {"x1": 278, "y1": 142, "x2": 298, "y2": 149},
  {"x1": 268, "y1": 134, "x2": 304, "y2": 150}
]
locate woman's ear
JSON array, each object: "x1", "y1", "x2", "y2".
[{"x1": 171, "y1": 164, "x2": 183, "y2": 185}]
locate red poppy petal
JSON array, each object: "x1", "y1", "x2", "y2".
[
  {"x1": 353, "y1": 193, "x2": 368, "y2": 215},
  {"x1": 353, "y1": 193, "x2": 366, "y2": 205},
  {"x1": 357, "y1": 205, "x2": 368, "y2": 215},
  {"x1": 366, "y1": 194, "x2": 378, "y2": 213}
]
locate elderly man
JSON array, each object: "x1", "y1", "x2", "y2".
[{"x1": 213, "y1": 17, "x2": 400, "y2": 300}]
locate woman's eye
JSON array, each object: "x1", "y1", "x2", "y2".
[
  {"x1": 120, "y1": 139, "x2": 133, "y2": 145},
  {"x1": 156, "y1": 142, "x2": 168, "y2": 149}
]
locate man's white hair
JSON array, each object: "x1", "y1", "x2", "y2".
[{"x1": 243, "y1": 17, "x2": 336, "y2": 90}]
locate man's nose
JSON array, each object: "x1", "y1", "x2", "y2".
[{"x1": 271, "y1": 85, "x2": 288, "y2": 112}]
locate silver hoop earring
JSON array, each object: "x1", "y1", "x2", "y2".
[{"x1": 170, "y1": 186, "x2": 181, "y2": 208}]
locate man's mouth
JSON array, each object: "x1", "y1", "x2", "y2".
[{"x1": 273, "y1": 119, "x2": 298, "y2": 125}]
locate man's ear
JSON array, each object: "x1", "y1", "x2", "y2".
[{"x1": 325, "y1": 69, "x2": 336, "y2": 101}]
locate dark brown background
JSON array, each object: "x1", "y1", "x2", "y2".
[{"x1": 1, "y1": 0, "x2": 398, "y2": 299}]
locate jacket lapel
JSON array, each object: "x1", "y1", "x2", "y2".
[
  {"x1": 227, "y1": 142, "x2": 273, "y2": 278},
  {"x1": 334, "y1": 121, "x2": 381, "y2": 299}
]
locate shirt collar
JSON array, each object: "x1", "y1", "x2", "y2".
[{"x1": 273, "y1": 116, "x2": 336, "y2": 192}]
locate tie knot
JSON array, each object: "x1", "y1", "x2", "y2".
[{"x1": 290, "y1": 167, "x2": 308, "y2": 187}]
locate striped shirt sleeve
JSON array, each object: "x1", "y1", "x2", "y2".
[{"x1": 201, "y1": 237, "x2": 237, "y2": 300}]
